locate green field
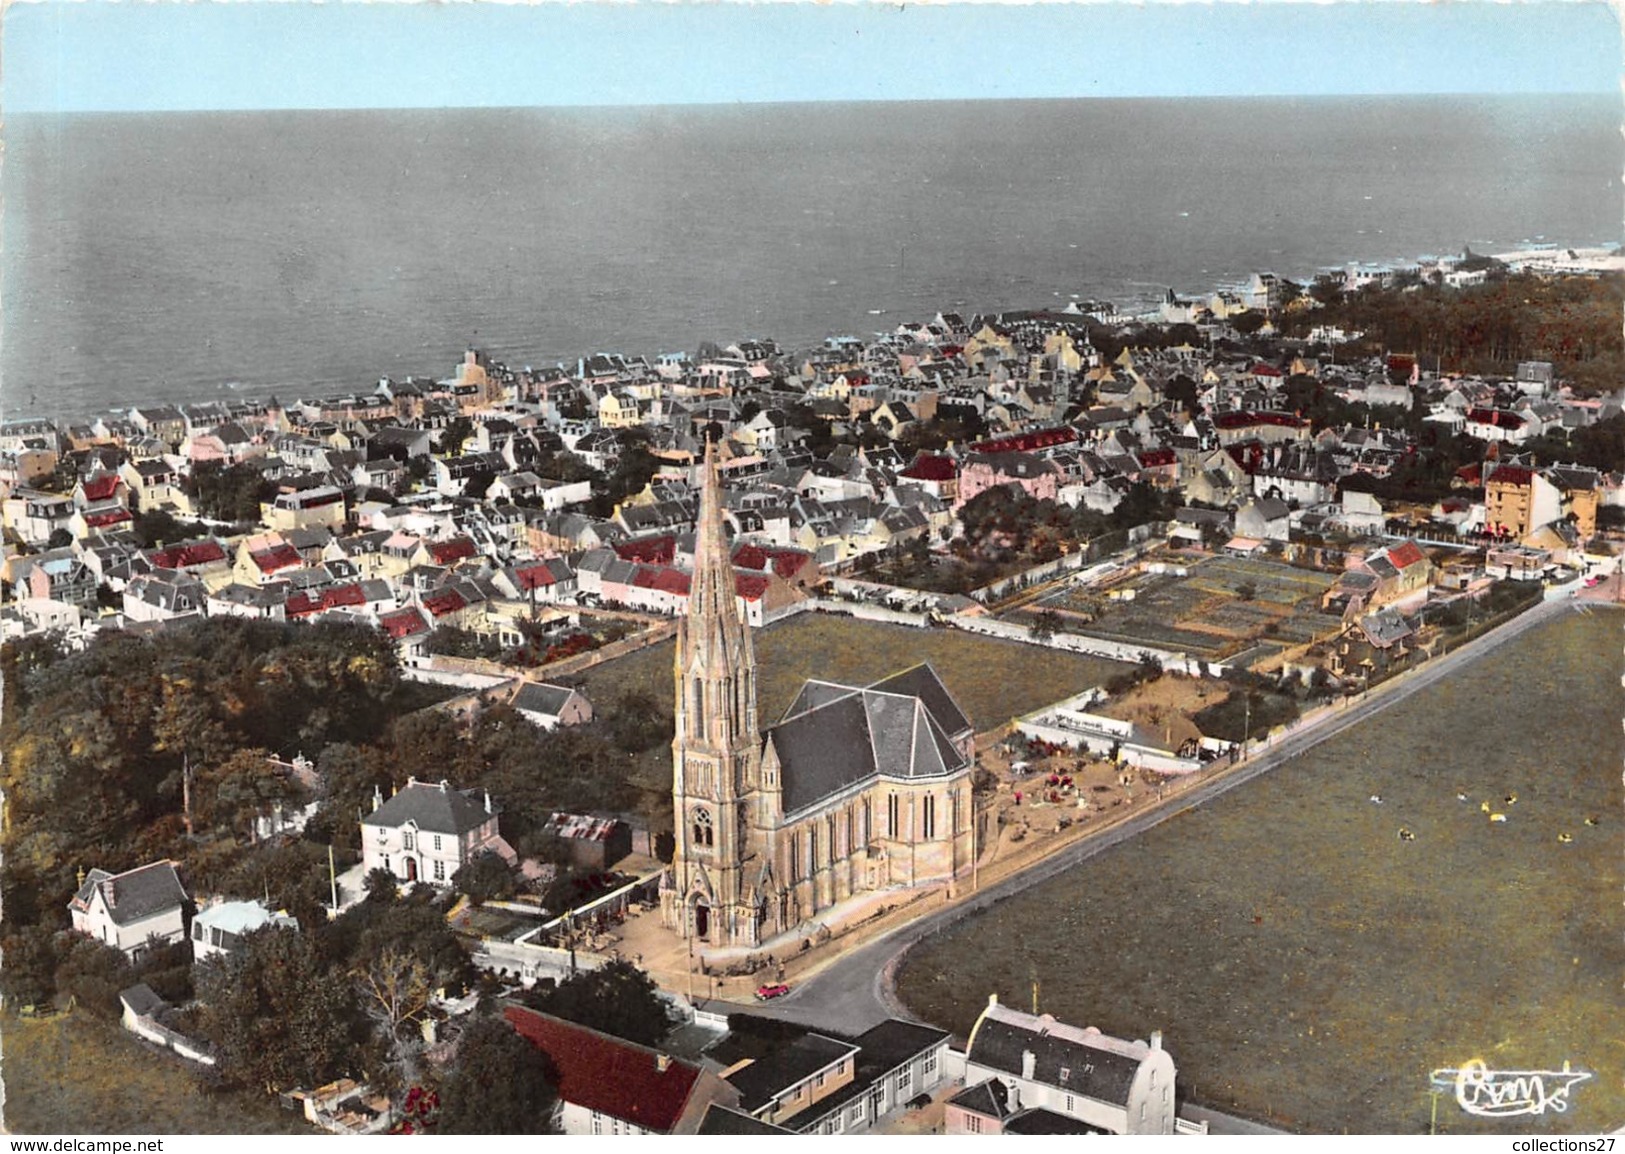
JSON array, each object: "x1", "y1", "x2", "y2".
[
  {"x1": 897, "y1": 609, "x2": 1625, "y2": 1134},
  {"x1": 3, "y1": 1012, "x2": 316, "y2": 1134},
  {"x1": 580, "y1": 611, "x2": 1134, "y2": 795}
]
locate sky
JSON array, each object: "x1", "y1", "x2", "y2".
[{"x1": 2, "y1": 0, "x2": 1620, "y2": 114}]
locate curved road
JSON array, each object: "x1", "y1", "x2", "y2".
[{"x1": 745, "y1": 596, "x2": 1573, "y2": 1038}]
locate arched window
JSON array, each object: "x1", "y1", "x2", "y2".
[{"x1": 692, "y1": 807, "x2": 714, "y2": 848}]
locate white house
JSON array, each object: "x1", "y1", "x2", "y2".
[
  {"x1": 69, "y1": 861, "x2": 189, "y2": 960},
  {"x1": 950, "y1": 997, "x2": 1183, "y2": 1136},
  {"x1": 190, "y1": 899, "x2": 298, "y2": 964},
  {"x1": 511, "y1": 681, "x2": 594, "y2": 730},
  {"x1": 360, "y1": 778, "x2": 515, "y2": 888}
]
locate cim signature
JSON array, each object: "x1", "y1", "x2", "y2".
[{"x1": 1430, "y1": 1059, "x2": 1593, "y2": 1118}]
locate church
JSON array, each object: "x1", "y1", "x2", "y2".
[{"x1": 660, "y1": 445, "x2": 977, "y2": 952}]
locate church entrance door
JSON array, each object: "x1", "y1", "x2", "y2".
[{"x1": 694, "y1": 902, "x2": 710, "y2": 940}]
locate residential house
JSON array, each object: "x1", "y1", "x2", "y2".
[
  {"x1": 1234, "y1": 497, "x2": 1291, "y2": 543},
  {"x1": 69, "y1": 861, "x2": 189, "y2": 960},
  {"x1": 540, "y1": 812, "x2": 632, "y2": 871},
  {"x1": 503, "y1": 1005, "x2": 744, "y2": 1135},
  {"x1": 952, "y1": 997, "x2": 1183, "y2": 1136},
  {"x1": 360, "y1": 777, "x2": 514, "y2": 888},
  {"x1": 190, "y1": 900, "x2": 298, "y2": 964},
  {"x1": 511, "y1": 682, "x2": 594, "y2": 731}
]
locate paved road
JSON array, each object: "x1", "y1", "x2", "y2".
[{"x1": 717, "y1": 597, "x2": 1575, "y2": 1129}]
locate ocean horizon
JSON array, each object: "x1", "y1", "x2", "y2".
[{"x1": 3, "y1": 94, "x2": 1619, "y2": 422}]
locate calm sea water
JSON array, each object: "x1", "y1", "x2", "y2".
[
  {"x1": 3, "y1": 95, "x2": 1619, "y2": 421},
  {"x1": 895, "y1": 609, "x2": 1624, "y2": 1135}
]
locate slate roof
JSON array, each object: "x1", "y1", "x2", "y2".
[
  {"x1": 723, "y1": 1032, "x2": 860, "y2": 1113},
  {"x1": 513, "y1": 682, "x2": 576, "y2": 718},
  {"x1": 1004, "y1": 1108, "x2": 1110, "y2": 1135},
  {"x1": 70, "y1": 861, "x2": 188, "y2": 927},
  {"x1": 967, "y1": 1003, "x2": 1146, "y2": 1108},
  {"x1": 503, "y1": 1006, "x2": 705, "y2": 1133},
  {"x1": 769, "y1": 664, "x2": 969, "y2": 816},
  {"x1": 363, "y1": 780, "x2": 495, "y2": 835},
  {"x1": 948, "y1": 1078, "x2": 1012, "y2": 1119},
  {"x1": 696, "y1": 1105, "x2": 792, "y2": 1135}
]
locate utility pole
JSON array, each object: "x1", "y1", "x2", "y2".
[{"x1": 182, "y1": 752, "x2": 193, "y2": 839}]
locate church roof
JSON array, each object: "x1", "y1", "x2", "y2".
[{"x1": 769, "y1": 664, "x2": 969, "y2": 817}]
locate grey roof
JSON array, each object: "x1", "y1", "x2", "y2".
[
  {"x1": 1003, "y1": 1107, "x2": 1109, "y2": 1135},
  {"x1": 770, "y1": 664, "x2": 969, "y2": 816},
  {"x1": 696, "y1": 1105, "x2": 793, "y2": 1135},
  {"x1": 967, "y1": 1005, "x2": 1145, "y2": 1108},
  {"x1": 948, "y1": 1078, "x2": 1012, "y2": 1118},
  {"x1": 363, "y1": 780, "x2": 495, "y2": 835},
  {"x1": 513, "y1": 682, "x2": 576, "y2": 718},
  {"x1": 119, "y1": 983, "x2": 169, "y2": 1019},
  {"x1": 71, "y1": 861, "x2": 188, "y2": 927},
  {"x1": 723, "y1": 1033, "x2": 860, "y2": 1113}
]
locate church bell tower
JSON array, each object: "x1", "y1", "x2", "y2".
[{"x1": 660, "y1": 441, "x2": 763, "y2": 948}]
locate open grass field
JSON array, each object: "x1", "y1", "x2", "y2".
[
  {"x1": 580, "y1": 610, "x2": 1135, "y2": 795},
  {"x1": 897, "y1": 608, "x2": 1624, "y2": 1134},
  {"x1": 2, "y1": 1012, "x2": 316, "y2": 1134}
]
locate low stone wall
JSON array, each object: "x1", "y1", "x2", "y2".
[{"x1": 124, "y1": 1014, "x2": 215, "y2": 1067}]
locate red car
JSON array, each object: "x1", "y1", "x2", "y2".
[{"x1": 754, "y1": 982, "x2": 791, "y2": 1001}]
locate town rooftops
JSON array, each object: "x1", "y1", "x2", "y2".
[
  {"x1": 513, "y1": 682, "x2": 576, "y2": 718},
  {"x1": 69, "y1": 861, "x2": 188, "y2": 927},
  {"x1": 696, "y1": 1105, "x2": 792, "y2": 1135},
  {"x1": 503, "y1": 1005, "x2": 707, "y2": 1134},
  {"x1": 363, "y1": 778, "x2": 495, "y2": 835}
]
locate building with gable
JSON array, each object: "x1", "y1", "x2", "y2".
[
  {"x1": 502, "y1": 1005, "x2": 742, "y2": 1135},
  {"x1": 949, "y1": 996, "x2": 1191, "y2": 1136},
  {"x1": 68, "y1": 861, "x2": 189, "y2": 960},
  {"x1": 360, "y1": 777, "x2": 515, "y2": 887},
  {"x1": 659, "y1": 443, "x2": 975, "y2": 953}
]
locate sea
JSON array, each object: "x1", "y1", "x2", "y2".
[{"x1": 2, "y1": 94, "x2": 1619, "y2": 423}]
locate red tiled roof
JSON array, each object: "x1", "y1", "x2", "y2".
[
  {"x1": 513, "y1": 563, "x2": 556, "y2": 591},
  {"x1": 84, "y1": 508, "x2": 133, "y2": 528},
  {"x1": 378, "y1": 608, "x2": 429, "y2": 639},
  {"x1": 286, "y1": 592, "x2": 322, "y2": 618},
  {"x1": 1385, "y1": 541, "x2": 1427, "y2": 571},
  {"x1": 152, "y1": 540, "x2": 228, "y2": 569},
  {"x1": 81, "y1": 474, "x2": 121, "y2": 501},
  {"x1": 251, "y1": 544, "x2": 302, "y2": 573},
  {"x1": 614, "y1": 535, "x2": 677, "y2": 565},
  {"x1": 503, "y1": 1006, "x2": 702, "y2": 1133},
  {"x1": 427, "y1": 537, "x2": 477, "y2": 565},
  {"x1": 734, "y1": 573, "x2": 770, "y2": 601},
  {"x1": 1467, "y1": 409, "x2": 1525, "y2": 429},
  {"x1": 900, "y1": 454, "x2": 959, "y2": 482},
  {"x1": 971, "y1": 427, "x2": 1077, "y2": 455},
  {"x1": 420, "y1": 588, "x2": 467, "y2": 617},
  {"x1": 1251, "y1": 363, "x2": 1284, "y2": 377},
  {"x1": 322, "y1": 582, "x2": 367, "y2": 609},
  {"x1": 1488, "y1": 464, "x2": 1535, "y2": 487},
  {"x1": 1137, "y1": 448, "x2": 1177, "y2": 468}
]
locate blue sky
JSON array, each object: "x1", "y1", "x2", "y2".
[{"x1": 4, "y1": 1, "x2": 1619, "y2": 113}]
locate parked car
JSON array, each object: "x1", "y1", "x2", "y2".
[{"x1": 754, "y1": 982, "x2": 791, "y2": 1001}]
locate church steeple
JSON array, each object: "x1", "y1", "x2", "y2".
[{"x1": 661, "y1": 438, "x2": 764, "y2": 948}]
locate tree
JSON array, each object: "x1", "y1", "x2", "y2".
[
  {"x1": 196, "y1": 926, "x2": 359, "y2": 1092},
  {"x1": 453, "y1": 852, "x2": 516, "y2": 907},
  {"x1": 355, "y1": 946, "x2": 436, "y2": 1091},
  {"x1": 1029, "y1": 610, "x2": 1063, "y2": 642},
  {"x1": 531, "y1": 959, "x2": 676, "y2": 1048},
  {"x1": 436, "y1": 1013, "x2": 557, "y2": 1134},
  {"x1": 364, "y1": 867, "x2": 400, "y2": 904}
]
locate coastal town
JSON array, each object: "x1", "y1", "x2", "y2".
[{"x1": 2, "y1": 246, "x2": 1621, "y2": 1136}]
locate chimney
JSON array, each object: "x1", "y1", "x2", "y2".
[
  {"x1": 439, "y1": 779, "x2": 450, "y2": 792},
  {"x1": 1021, "y1": 1050, "x2": 1036, "y2": 1081},
  {"x1": 484, "y1": 791, "x2": 493, "y2": 815},
  {"x1": 656, "y1": 1053, "x2": 672, "y2": 1074},
  {"x1": 372, "y1": 785, "x2": 383, "y2": 813},
  {"x1": 1150, "y1": 1030, "x2": 1163, "y2": 1051},
  {"x1": 988, "y1": 992, "x2": 998, "y2": 1007}
]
